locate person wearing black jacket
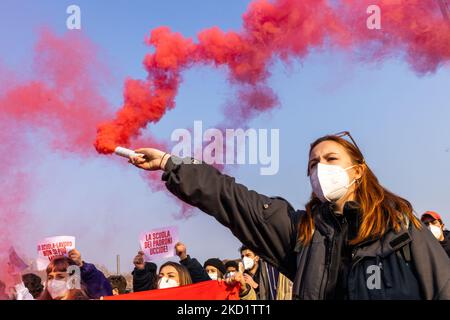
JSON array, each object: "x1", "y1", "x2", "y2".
[
  {"x1": 132, "y1": 251, "x2": 157, "y2": 292},
  {"x1": 129, "y1": 132, "x2": 450, "y2": 300},
  {"x1": 240, "y1": 245, "x2": 281, "y2": 300},
  {"x1": 174, "y1": 242, "x2": 211, "y2": 283}
]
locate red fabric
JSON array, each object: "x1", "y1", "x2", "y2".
[{"x1": 104, "y1": 280, "x2": 240, "y2": 300}]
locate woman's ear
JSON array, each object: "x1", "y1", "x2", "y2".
[{"x1": 354, "y1": 164, "x2": 364, "y2": 181}]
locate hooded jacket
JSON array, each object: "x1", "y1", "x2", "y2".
[{"x1": 162, "y1": 157, "x2": 450, "y2": 300}]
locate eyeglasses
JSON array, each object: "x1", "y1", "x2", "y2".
[{"x1": 333, "y1": 131, "x2": 365, "y2": 163}]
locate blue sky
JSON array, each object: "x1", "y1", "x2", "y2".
[{"x1": 1, "y1": 0, "x2": 449, "y2": 273}]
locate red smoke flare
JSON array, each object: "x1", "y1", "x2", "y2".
[{"x1": 94, "y1": 0, "x2": 450, "y2": 154}]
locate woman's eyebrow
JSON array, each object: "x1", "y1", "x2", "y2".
[{"x1": 309, "y1": 152, "x2": 340, "y2": 164}]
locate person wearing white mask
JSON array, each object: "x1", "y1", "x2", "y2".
[
  {"x1": 130, "y1": 131, "x2": 450, "y2": 299},
  {"x1": 240, "y1": 246, "x2": 260, "y2": 294},
  {"x1": 39, "y1": 256, "x2": 89, "y2": 300},
  {"x1": 203, "y1": 258, "x2": 226, "y2": 280},
  {"x1": 421, "y1": 211, "x2": 450, "y2": 257},
  {"x1": 157, "y1": 262, "x2": 192, "y2": 289},
  {"x1": 239, "y1": 245, "x2": 292, "y2": 300}
]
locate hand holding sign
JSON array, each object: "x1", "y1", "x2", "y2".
[
  {"x1": 68, "y1": 249, "x2": 83, "y2": 267},
  {"x1": 133, "y1": 251, "x2": 145, "y2": 270}
]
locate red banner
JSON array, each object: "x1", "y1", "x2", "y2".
[{"x1": 104, "y1": 280, "x2": 240, "y2": 300}]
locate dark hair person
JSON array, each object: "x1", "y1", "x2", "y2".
[
  {"x1": 39, "y1": 256, "x2": 89, "y2": 300},
  {"x1": 130, "y1": 132, "x2": 450, "y2": 300},
  {"x1": 108, "y1": 275, "x2": 128, "y2": 295},
  {"x1": 22, "y1": 273, "x2": 44, "y2": 299}
]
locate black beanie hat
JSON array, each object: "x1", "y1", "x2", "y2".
[
  {"x1": 203, "y1": 258, "x2": 226, "y2": 275},
  {"x1": 224, "y1": 260, "x2": 239, "y2": 271}
]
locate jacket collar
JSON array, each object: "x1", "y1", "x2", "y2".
[{"x1": 313, "y1": 201, "x2": 361, "y2": 239}]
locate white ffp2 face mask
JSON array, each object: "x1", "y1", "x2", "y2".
[
  {"x1": 47, "y1": 279, "x2": 69, "y2": 299},
  {"x1": 428, "y1": 224, "x2": 443, "y2": 240},
  {"x1": 310, "y1": 163, "x2": 357, "y2": 203},
  {"x1": 208, "y1": 272, "x2": 218, "y2": 280},
  {"x1": 158, "y1": 277, "x2": 179, "y2": 289}
]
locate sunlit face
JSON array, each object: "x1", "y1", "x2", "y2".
[
  {"x1": 308, "y1": 140, "x2": 362, "y2": 182},
  {"x1": 205, "y1": 266, "x2": 219, "y2": 275},
  {"x1": 240, "y1": 249, "x2": 259, "y2": 265},
  {"x1": 159, "y1": 265, "x2": 180, "y2": 285}
]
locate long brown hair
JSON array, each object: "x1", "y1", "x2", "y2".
[
  {"x1": 159, "y1": 262, "x2": 192, "y2": 286},
  {"x1": 298, "y1": 134, "x2": 421, "y2": 246},
  {"x1": 39, "y1": 256, "x2": 89, "y2": 300}
]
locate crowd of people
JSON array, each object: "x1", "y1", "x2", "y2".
[
  {"x1": 0, "y1": 240, "x2": 298, "y2": 300},
  {"x1": 1, "y1": 132, "x2": 450, "y2": 300},
  {"x1": 1, "y1": 208, "x2": 449, "y2": 301}
]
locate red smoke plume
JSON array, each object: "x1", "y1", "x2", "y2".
[
  {"x1": 0, "y1": 29, "x2": 111, "y2": 284},
  {"x1": 94, "y1": 0, "x2": 450, "y2": 154},
  {"x1": 1, "y1": 0, "x2": 450, "y2": 285}
]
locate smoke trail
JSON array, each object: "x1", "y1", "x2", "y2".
[
  {"x1": 95, "y1": 0, "x2": 450, "y2": 155},
  {"x1": 0, "y1": 29, "x2": 112, "y2": 285}
]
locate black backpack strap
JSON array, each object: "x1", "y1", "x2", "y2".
[{"x1": 389, "y1": 231, "x2": 412, "y2": 263}]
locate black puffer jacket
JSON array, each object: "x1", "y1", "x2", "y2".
[
  {"x1": 162, "y1": 157, "x2": 450, "y2": 300},
  {"x1": 179, "y1": 255, "x2": 211, "y2": 283}
]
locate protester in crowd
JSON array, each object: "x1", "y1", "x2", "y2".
[
  {"x1": 157, "y1": 261, "x2": 192, "y2": 289},
  {"x1": 224, "y1": 260, "x2": 239, "y2": 274},
  {"x1": 175, "y1": 242, "x2": 211, "y2": 283},
  {"x1": 240, "y1": 245, "x2": 292, "y2": 300},
  {"x1": 421, "y1": 211, "x2": 450, "y2": 257},
  {"x1": 108, "y1": 275, "x2": 128, "y2": 295},
  {"x1": 130, "y1": 132, "x2": 450, "y2": 299},
  {"x1": 39, "y1": 256, "x2": 89, "y2": 300},
  {"x1": 68, "y1": 249, "x2": 112, "y2": 299},
  {"x1": 132, "y1": 251, "x2": 157, "y2": 292},
  {"x1": 224, "y1": 271, "x2": 257, "y2": 300},
  {"x1": 0, "y1": 280, "x2": 9, "y2": 300},
  {"x1": 204, "y1": 258, "x2": 226, "y2": 280},
  {"x1": 22, "y1": 273, "x2": 44, "y2": 299}
]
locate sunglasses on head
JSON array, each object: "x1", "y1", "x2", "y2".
[{"x1": 333, "y1": 131, "x2": 365, "y2": 164}]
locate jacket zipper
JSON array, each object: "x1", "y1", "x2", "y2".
[{"x1": 320, "y1": 237, "x2": 334, "y2": 299}]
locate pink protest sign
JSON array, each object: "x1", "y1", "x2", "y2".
[
  {"x1": 36, "y1": 236, "x2": 76, "y2": 270},
  {"x1": 139, "y1": 226, "x2": 179, "y2": 261}
]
